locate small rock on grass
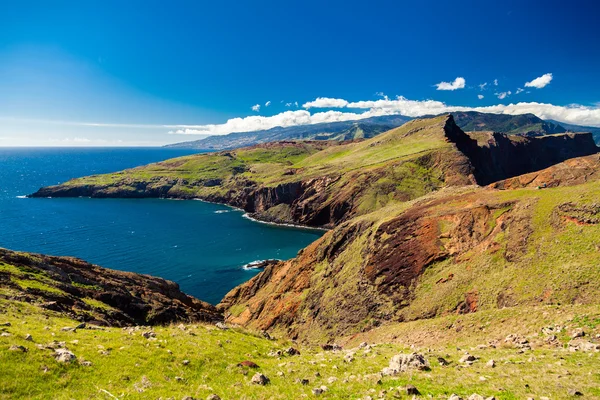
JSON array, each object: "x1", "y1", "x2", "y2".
[
  {"x1": 251, "y1": 373, "x2": 270, "y2": 385},
  {"x1": 405, "y1": 385, "x2": 420, "y2": 395},
  {"x1": 238, "y1": 360, "x2": 259, "y2": 368},
  {"x1": 207, "y1": 395, "x2": 221, "y2": 400},
  {"x1": 9, "y1": 345, "x2": 27, "y2": 352},
  {"x1": 215, "y1": 322, "x2": 229, "y2": 330},
  {"x1": 24, "y1": 334, "x2": 33, "y2": 341},
  {"x1": 54, "y1": 349, "x2": 76, "y2": 363},
  {"x1": 459, "y1": 354, "x2": 477, "y2": 363},
  {"x1": 467, "y1": 395, "x2": 484, "y2": 400},
  {"x1": 286, "y1": 347, "x2": 300, "y2": 356},
  {"x1": 486, "y1": 359, "x2": 495, "y2": 368},
  {"x1": 438, "y1": 357, "x2": 449, "y2": 366},
  {"x1": 571, "y1": 329, "x2": 585, "y2": 339},
  {"x1": 568, "y1": 388, "x2": 584, "y2": 396}
]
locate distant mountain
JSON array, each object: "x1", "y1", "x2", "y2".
[
  {"x1": 547, "y1": 119, "x2": 600, "y2": 143},
  {"x1": 451, "y1": 111, "x2": 566, "y2": 135},
  {"x1": 165, "y1": 111, "x2": 598, "y2": 150},
  {"x1": 164, "y1": 115, "x2": 411, "y2": 150}
]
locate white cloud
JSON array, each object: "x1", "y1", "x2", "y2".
[
  {"x1": 251, "y1": 104, "x2": 261, "y2": 112},
  {"x1": 294, "y1": 101, "x2": 299, "y2": 107},
  {"x1": 478, "y1": 95, "x2": 484, "y2": 100},
  {"x1": 496, "y1": 91, "x2": 511, "y2": 100},
  {"x1": 525, "y1": 73, "x2": 553, "y2": 89},
  {"x1": 493, "y1": 79, "x2": 498, "y2": 86},
  {"x1": 303, "y1": 97, "x2": 349, "y2": 109},
  {"x1": 478, "y1": 83, "x2": 488, "y2": 91},
  {"x1": 265, "y1": 101, "x2": 271, "y2": 107},
  {"x1": 435, "y1": 77, "x2": 466, "y2": 91},
  {"x1": 166, "y1": 95, "x2": 600, "y2": 136},
  {"x1": 13, "y1": 97, "x2": 599, "y2": 142},
  {"x1": 285, "y1": 102, "x2": 292, "y2": 107},
  {"x1": 516, "y1": 88, "x2": 525, "y2": 94}
]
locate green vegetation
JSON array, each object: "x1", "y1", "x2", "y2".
[
  {"x1": 19, "y1": 114, "x2": 600, "y2": 398},
  {"x1": 2, "y1": 298, "x2": 600, "y2": 399},
  {"x1": 39, "y1": 116, "x2": 466, "y2": 225}
]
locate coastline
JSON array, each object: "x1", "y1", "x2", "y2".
[{"x1": 189, "y1": 197, "x2": 330, "y2": 232}]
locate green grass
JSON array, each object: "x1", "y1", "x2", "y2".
[
  {"x1": 45, "y1": 116, "x2": 462, "y2": 223},
  {"x1": 81, "y1": 298, "x2": 114, "y2": 311},
  {"x1": 1, "y1": 299, "x2": 600, "y2": 399},
  {"x1": 11, "y1": 278, "x2": 66, "y2": 296}
]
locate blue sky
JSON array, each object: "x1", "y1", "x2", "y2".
[{"x1": 1, "y1": 0, "x2": 599, "y2": 146}]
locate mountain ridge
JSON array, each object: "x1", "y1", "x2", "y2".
[{"x1": 165, "y1": 111, "x2": 598, "y2": 151}]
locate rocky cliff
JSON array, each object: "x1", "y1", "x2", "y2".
[
  {"x1": 463, "y1": 130, "x2": 599, "y2": 185},
  {"x1": 0, "y1": 248, "x2": 221, "y2": 326},
  {"x1": 219, "y1": 170, "x2": 600, "y2": 341}
]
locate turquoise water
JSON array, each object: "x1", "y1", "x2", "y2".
[{"x1": 0, "y1": 148, "x2": 323, "y2": 304}]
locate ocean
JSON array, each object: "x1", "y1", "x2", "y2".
[{"x1": 0, "y1": 147, "x2": 323, "y2": 304}]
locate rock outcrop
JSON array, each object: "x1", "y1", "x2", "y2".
[{"x1": 0, "y1": 248, "x2": 221, "y2": 326}]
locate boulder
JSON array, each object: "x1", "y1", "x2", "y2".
[
  {"x1": 568, "y1": 338, "x2": 600, "y2": 352},
  {"x1": 382, "y1": 352, "x2": 429, "y2": 375},
  {"x1": 251, "y1": 373, "x2": 270, "y2": 385},
  {"x1": 54, "y1": 349, "x2": 76, "y2": 363}
]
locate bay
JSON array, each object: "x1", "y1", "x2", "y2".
[{"x1": 0, "y1": 147, "x2": 323, "y2": 304}]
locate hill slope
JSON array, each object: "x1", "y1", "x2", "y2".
[
  {"x1": 166, "y1": 115, "x2": 410, "y2": 150},
  {"x1": 32, "y1": 116, "x2": 478, "y2": 228},
  {"x1": 8, "y1": 115, "x2": 600, "y2": 398},
  {"x1": 451, "y1": 111, "x2": 566, "y2": 135},
  {"x1": 3, "y1": 289, "x2": 600, "y2": 399},
  {"x1": 220, "y1": 161, "x2": 600, "y2": 341},
  {"x1": 32, "y1": 115, "x2": 597, "y2": 229},
  {"x1": 0, "y1": 248, "x2": 220, "y2": 326}
]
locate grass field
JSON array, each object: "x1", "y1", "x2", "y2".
[{"x1": 2, "y1": 297, "x2": 600, "y2": 399}]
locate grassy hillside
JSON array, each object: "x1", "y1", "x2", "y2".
[
  {"x1": 33, "y1": 116, "x2": 476, "y2": 227},
  {"x1": 2, "y1": 292, "x2": 600, "y2": 399},
  {"x1": 221, "y1": 172, "x2": 600, "y2": 342},
  {"x1": 8, "y1": 114, "x2": 600, "y2": 398}
]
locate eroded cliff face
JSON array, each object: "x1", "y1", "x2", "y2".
[
  {"x1": 218, "y1": 188, "x2": 540, "y2": 341},
  {"x1": 463, "y1": 131, "x2": 598, "y2": 185},
  {"x1": 490, "y1": 153, "x2": 600, "y2": 189},
  {"x1": 0, "y1": 249, "x2": 221, "y2": 326},
  {"x1": 220, "y1": 153, "x2": 600, "y2": 342}
]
